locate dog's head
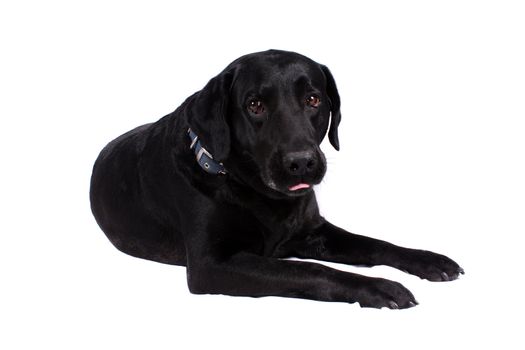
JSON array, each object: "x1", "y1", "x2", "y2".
[{"x1": 187, "y1": 50, "x2": 341, "y2": 198}]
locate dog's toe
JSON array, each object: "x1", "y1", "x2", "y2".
[{"x1": 388, "y1": 301, "x2": 399, "y2": 309}]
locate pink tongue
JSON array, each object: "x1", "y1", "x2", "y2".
[{"x1": 288, "y1": 183, "x2": 311, "y2": 191}]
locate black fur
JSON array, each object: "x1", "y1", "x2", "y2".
[{"x1": 90, "y1": 50, "x2": 463, "y2": 309}]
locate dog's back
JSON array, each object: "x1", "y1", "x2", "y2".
[{"x1": 90, "y1": 122, "x2": 187, "y2": 265}]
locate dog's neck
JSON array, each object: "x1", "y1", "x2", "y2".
[{"x1": 187, "y1": 128, "x2": 227, "y2": 175}]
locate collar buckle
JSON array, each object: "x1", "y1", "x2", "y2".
[{"x1": 187, "y1": 128, "x2": 228, "y2": 176}]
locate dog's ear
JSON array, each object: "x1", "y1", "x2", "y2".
[
  {"x1": 320, "y1": 65, "x2": 341, "y2": 151},
  {"x1": 186, "y1": 70, "x2": 234, "y2": 161}
]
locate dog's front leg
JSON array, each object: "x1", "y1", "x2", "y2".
[
  {"x1": 284, "y1": 221, "x2": 464, "y2": 282},
  {"x1": 186, "y1": 252, "x2": 417, "y2": 309}
]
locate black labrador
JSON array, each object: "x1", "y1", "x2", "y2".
[{"x1": 90, "y1": 50, "x2": 463, "y2": 309}]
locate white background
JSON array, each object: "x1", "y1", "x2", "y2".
[{"x1": 1, "y1": 0, "x2": 524, "y2": 349}]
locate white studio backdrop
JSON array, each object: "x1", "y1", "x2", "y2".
[{"x1": 1, "y1": 1, "x2": 524, "y2": 349}]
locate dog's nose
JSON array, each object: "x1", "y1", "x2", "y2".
[{"x1": 283, "y1": 151, "x2": 317, "y2": 176}]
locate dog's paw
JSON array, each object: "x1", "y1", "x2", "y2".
[
  {"x1": 356, "y1": 279, "x2": 418, "y2": 309},
  {"x1": 400, "y1": 249, "x2": 465, "y2": 282}
]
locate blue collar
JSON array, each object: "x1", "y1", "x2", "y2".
[{"x1": 187, "y1": 128, "x2": 227, "y2": 175}]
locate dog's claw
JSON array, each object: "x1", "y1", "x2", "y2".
[
  {"x1": 408, "y1": 301, "x2": 417, "y2": 308},
  {"x1": 388, "y1": 301, "x2": 399, "y2": 309},
  {"x1": 459, "y1": 267, "x2": 465, "y2": 275},
  {"x1": 441, "y1": 272, "x2": 450, "y2": 281}
]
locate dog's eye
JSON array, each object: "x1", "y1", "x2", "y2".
[
  {"x1": 306, "y1": 95, "x2": 321, "y2": 108},
  {"x1": 247, "y1": 100, "x2": 265, "y2": 115}
]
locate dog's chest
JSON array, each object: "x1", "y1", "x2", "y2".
[{"x1": 241, "y1": 203, "x2": 313, "y2": 257}]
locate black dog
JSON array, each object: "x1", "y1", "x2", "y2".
[{"x1": 90, "y1": 50, "x2": 463, "y2": 309}]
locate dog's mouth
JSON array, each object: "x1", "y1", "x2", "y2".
[
  {"x1": 288, "y1": 183, "x2": 311, "y2": 192},
  {"x1": 261, "y1": 175, "x2": 315, "y2": 197},
  {"x1": 285, "y1": 182, "x2": 313, "y2": 197}
]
